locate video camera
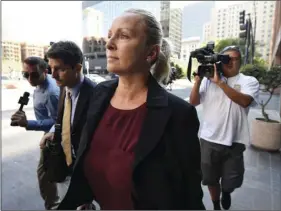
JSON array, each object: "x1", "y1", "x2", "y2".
[{"x1": 187, "y1": 41, "x2": 231, "y2": 81}]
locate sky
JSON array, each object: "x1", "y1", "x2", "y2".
[
  {"x1": 2, "y1": 1, "x2": 83, "y2": 46},
  {"x1": 2, "y1": 1, "x2": 246, "y2": 46}
]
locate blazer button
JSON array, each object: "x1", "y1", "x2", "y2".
[{"x1": 71, "y1": 132, "x2": 76, "y2": 136}]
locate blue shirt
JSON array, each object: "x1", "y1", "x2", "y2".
[{"x1": 26, "y1": 74, "x2": 60, "y2": 132}]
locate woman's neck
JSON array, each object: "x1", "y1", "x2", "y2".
[
  {"x1": 116, "y1": 72, "x2": 149, "y2": 101},
  {"x1": 111, "y1": 72, "x2": 149, "y2": 109}
]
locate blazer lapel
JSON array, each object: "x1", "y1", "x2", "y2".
[
  {"x1": 72, "y1": 81, "x2": 90, "y2": 131},
  {"x1": 57, "y1": 88, "x2": 66, "y2": 124},
  {"x1": 133, "y1": 75, "x2": 172, "y2": 171},
  {"x1": 83, "y1": 79, "x2": 118, "y2": 152}
]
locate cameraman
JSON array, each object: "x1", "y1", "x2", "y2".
[{"x1": 189, "y1": 46, "x2": 259, "y2": 210}]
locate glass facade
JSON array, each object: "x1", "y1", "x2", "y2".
[{"x1": 83, "y1": 1, "x2": 161, "y2": 36}]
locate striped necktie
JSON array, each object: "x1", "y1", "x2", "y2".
[{"x1": 61, "y1": 91, "x2": 73, "y2": 166}]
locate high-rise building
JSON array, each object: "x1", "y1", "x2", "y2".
[
  {"x1": 182, "y1": 1, "x2": 215, "y2": 40},
  {"x1": 249, "y1": 1, "x2": 276, "y2": 62},
  {"x1": 202, "y1": 22, "x2": 212, "y2": 43},
  {"x1": 209, "y1": 1, "x2": 276, "y2": 61},
  {"x1": 180, "y1": 37, "x2": 201, "y2": 62},
  {"x1": 210, "y1": 3, "x2": 247, "y2": 41},
  {"x1": 269, "y1": 0, "x2": 281, "y2": 116},
  {"x1": 82, "y1": 1, "x2": 161, "y2": 36},
  {"x1": 20, "y1": 43, "x2": 44, "y2": 62},
  {"x1": 270, "y1": 0, "x2": 281, "y2": 66},
  {"x1": 83, "y1": 7, "x2": 104, "y2": 38},
  {"x1": 160, "y1": 1, "x2": 182, "y2": 58},
  {"x1": 1, "y1": 41, "x2": 21, "y2": 63}
]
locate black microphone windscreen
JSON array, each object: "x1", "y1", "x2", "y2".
[{"x1": 23, "y1": 92, "x2": 30, "y2": 98}]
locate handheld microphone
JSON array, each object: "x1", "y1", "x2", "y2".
[{"x1": 10, "y1": 92, "x2": 30, "y2": 126}]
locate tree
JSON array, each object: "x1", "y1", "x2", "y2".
[
  {"x1": 214, "y1": 38, "x2": 244, "y2": 53},
  {"x1": 174, "y1": 64, "x2": 184, "y2": 79},
  {"x1": 241, "y1": 64, "x2": 281, "y2": 122}
]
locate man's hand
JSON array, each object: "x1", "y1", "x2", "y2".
[
  {"x1": 11, "y1": 111, "x2": 28, "y2": 127},
  {"x1": 194, "y1": 75, "x2": 203, "y2": 84},
  {"x1": 40, "y1": 132, "x2": 54, "y2": 149},
  {"x1": 209, "y1": 64, "x2": 223, "y2": 85}
]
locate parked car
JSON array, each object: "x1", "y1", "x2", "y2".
[{"x1": 88, "y1": 74, "x2": 107, "y2": 84}]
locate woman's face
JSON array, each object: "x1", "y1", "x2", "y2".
[{"x1": 106, "y1": 12, "x2": 151, "y2": 75}]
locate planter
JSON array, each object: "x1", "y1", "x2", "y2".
[{"x1": 251, "y1": 118, "x2": 281, "y2": 151}]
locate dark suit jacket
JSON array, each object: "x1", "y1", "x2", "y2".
[
  {"x1": 57, "y1": 76, "x2": 96, "y2": 154},
  {"x1": 58, "y1": 74, "x2": 205, "y2": 210}
]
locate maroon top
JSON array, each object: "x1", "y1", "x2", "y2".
[{"x1": 83, "y1": 103, "x2": 147, "y2": 210}]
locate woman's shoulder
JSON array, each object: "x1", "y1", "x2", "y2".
[{"x1": 167, "y1": 92, "x2": 194, "y2": 112}]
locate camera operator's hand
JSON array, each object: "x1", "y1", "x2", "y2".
[
  {"x1": 40, "y1": 132, "x2": 54, "y2": 149},
  {"x1": 210, "y1": 64, "x2": 223, "y2": 85},
  {"x1": 11, "y1": 111, "x2": 28, "y2": 128},
  {"x1": 194, "y1": 75, "x2": 203, "y2": 84}
]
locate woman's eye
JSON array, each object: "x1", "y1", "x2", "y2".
[{"x1": 120, "y1": 34, "x2": 129, "y2": 39}]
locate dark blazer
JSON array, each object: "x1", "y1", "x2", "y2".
[
  {"x1": 58, "y1": 74, "x2": 205, "y2": 210},
  {"x1": 57, "y1": 76, "x2": 96, "y2": 154}
]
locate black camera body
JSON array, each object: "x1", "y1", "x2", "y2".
[{"x1": 187, "y1": 41, "x2": 231, "y2": 81}]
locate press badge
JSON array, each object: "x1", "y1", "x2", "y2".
[{"x1": 233, "y1": 84, "x2": 241, "y2": 91}]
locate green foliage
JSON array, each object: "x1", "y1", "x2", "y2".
[
  {"x1": 214, "y1": 38, "x2": 244, "y2": 53},
  {"x1": 174, "y1": 64, "x2": 184, "y2": 79},
  {"x1": 170, "y1": 62, "x2": 184, "y2": 79},
  {"x1": 240, "y1": 64, "x2": 267, "y2": 81},
  {"x1": 253, "y1": 57, "x2": 267, "y2": 66},
  {"x1": 241, "y1": 64, "x2": 281, "y2": 122}
]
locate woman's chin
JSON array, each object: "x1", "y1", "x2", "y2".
[{"x1": 107, "y1": 67, "x2": 124, "y2": 75}]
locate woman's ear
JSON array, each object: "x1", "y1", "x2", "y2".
[{"x1": 147, "y1": 45, "x2": 160, "y2": 64}]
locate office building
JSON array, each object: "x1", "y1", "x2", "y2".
[
  {"x1": 203, "y1": 22, "x2": 212, "y2": 43},
  {"x1": 180, "y1": 37, "x2": 201, "y2": 62},
  {"x1": 209, "y1": 1, "x2": 276, "y2": 61},
  {"x1": 82, "y1": 1, "x2": 161, "y2": 36},
  {"x1": 270, "y1": 0, "x2": 281, "y2": 66},
  {"x1": 21, "y1": 43, "x2": 44, "y2": 62},
  {"x1": 160, "y1": 1, "x2": 182, "y2": 58},
  {"x1": 1, "y1": 41, "x2": 21, "y2": 63},
  {"x1": 83, "y1": 7, "x2": 104, "y2": 38},
  {"x1": 182, "y1": 1, "x2": 215, "y2": 40},
  {"x1": 269, "y1": 0, "x2": 281, "y2": 116},
  {"x1": 249, "y1": 1, "x2": 276, "y2": 61},
  {"x1": 82, "y1": 36, "x2": 107, "y2": 74}
]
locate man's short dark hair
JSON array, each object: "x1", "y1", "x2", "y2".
[
  {"x1": 23, "y1": 56, "x2": 48, "y2": 72},
  {"x1": 46, "y1": 41, "x2": 83, "y2": 67}
]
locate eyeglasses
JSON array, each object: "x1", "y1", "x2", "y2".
[
  {"x1": 22, "y1": 71, "x2": 40, "y2": 79},
  {"x1": 230, "y1": 56, "x2": 240, "y2": 62}
]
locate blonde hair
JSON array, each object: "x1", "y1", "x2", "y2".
[{"x1": 124, "y1": 9, "x2": 171, "y2": 84}]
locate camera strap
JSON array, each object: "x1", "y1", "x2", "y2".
[{"x1": 187, "y1": 55, "x2": 192, "y2": 81}]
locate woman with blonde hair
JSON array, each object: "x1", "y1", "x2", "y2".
[{"x1": 58, "y1": 9, "x2": 205, "y2": 210}]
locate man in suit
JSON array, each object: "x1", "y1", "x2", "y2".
[{"x1": 41, "y1": 41, "x2": 97, "y2": 203}]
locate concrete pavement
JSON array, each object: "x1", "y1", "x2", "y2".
[{"x1": 1, "y1": 81, "x2": 280, "y2": 210}]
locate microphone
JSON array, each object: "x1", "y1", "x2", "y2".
[{"x1": 10, "y1": 92, "x2": 30, "y2": 126}]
